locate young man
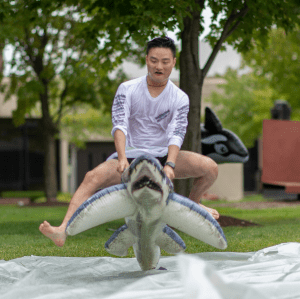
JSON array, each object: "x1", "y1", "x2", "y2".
[{"x1": 39, "y1": 37, "x2": 219, "y2": 247}]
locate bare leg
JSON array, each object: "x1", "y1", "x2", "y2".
[
  {"x1": 39, "y1": 159, "x2": 121, "y2": 246},
  {"x1": 174, "y1": 151, "x2": 220, "y2": 219}
]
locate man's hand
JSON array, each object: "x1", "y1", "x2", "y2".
[
  {"x1": 117, "y1": 158, "x2": 129, "y2": 174},
  {"x1": 163, "y1": 165, "x2": 175, "y2": 181}
]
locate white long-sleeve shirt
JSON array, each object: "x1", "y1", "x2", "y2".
[{"x1": 107, "y1": 76, "x2": 189, "y2": 160}]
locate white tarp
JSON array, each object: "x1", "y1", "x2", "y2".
[{"x1": 1, "y1": 242, "x2": 300, "y2": 299}]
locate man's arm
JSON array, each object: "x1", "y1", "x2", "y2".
[
  {"x1": 163, "y1": 144, "x2": 180, "y2": 181},
  {"x1": 114, "y1": 129, "x2": 129, "y2": 173},
  {"x1": 164, "y1": 96, "x2": 189, "y2": 181}
]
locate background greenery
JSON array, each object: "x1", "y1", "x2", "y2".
[
  {"x1": 2, "y1": 1, "x2": 299, "y2": 200},
  {"x1": 208, "y1": 27, "x2": 300, "y2": 148}
]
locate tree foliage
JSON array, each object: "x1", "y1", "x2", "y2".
[
  {"x1": 208, "y1": 69, "x2": 276, "y2": 148},
  {"x1": 61, "y1": 107, "x2": 112, "y2": 148},
  {"x1": 242, "y1": 27, "x2": 300, "y2": 114},
  {"x1": 75, "y1": 0, "x2": 300, "y2": 157},
  {"x1": 1, "y1": 0, "x2": 127, "y2": 200},
  {"x1": 3, "y1": 2, "x2": 105, "y2": 125},
  {"x1": 61, "y1": 70, "x2": 127, "y2": 148},
  {"x1": 2, "y1": 0, "x2": 300, "y2": 198},
  {"x1": 209, "y1": 26, "x2": 300, "y2": 149}
]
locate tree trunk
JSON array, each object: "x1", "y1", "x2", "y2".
[
  {"x1": 40, "y1": 80, "x2": 59, "y2": 202},
  {"x1": 175, "y1": 6, "x2": 204, "y2": 197},
  {"x1": 43, "y1": 131, "x2": 58, "y2": 202},
  {"x1": 175, "y1": 3, "x2": 249, "y2": 198},
  {"x1": 0, "y1": 44, "x2": 4, "y2": 77}
]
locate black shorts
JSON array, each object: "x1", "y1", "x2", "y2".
[{"x1": 114, "y1": 155, "x2": 168, "y2": 167}]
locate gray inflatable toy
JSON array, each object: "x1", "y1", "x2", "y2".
[
  {"x1": 66, "y1": 155, "x2": 227, "y2": 271},
  {"x1": 201, "y1": 107, "x2": 249, "y2": 163}
]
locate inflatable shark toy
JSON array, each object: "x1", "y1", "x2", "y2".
[
  {"x1": 66, "y1": 155, "x2": 227, "y2": 271},
  {"x1": 201, "y1": 107, "x2": 249, "y2": 164}
]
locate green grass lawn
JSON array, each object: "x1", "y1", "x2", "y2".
[
  {"x1": 1, "y1": 190, "x2": 72, "y2": 203},
  {"x1": 1, "y1": 196, "x2": 300, "y2": 261}
]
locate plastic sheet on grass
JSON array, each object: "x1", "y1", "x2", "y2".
[{"x1": 1, "y1": 242, "x2": 300, "y2": 299}]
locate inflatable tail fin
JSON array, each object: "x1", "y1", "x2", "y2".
[
  {"x1": 105, "y1": 224, "x2": 186, "y2": 257},
  {"x1": 105, "y1": 224, "x2": 135, "y2": 256},
  {"x1": 155, "y1": 225, "x2": 186, "y2": 254}
]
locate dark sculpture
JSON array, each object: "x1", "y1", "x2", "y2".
[{"x1": 201, "y1": 107, "x2": 249, "y2": 164}]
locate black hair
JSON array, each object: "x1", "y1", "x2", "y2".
[{"x1": 146, "y1": 37, "x2": 176, "y2": 58}]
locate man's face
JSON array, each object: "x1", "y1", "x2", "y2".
[{"x1": 146, "y1": 47, "x2": 176, "y2": 84}]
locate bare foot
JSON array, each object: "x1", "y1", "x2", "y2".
[
  {"x1": 199, "y1": 204, "x2": 220, "y2": 220},
  {"x1": 39, "y1": 221, "x2": 66, "y2": 247}
]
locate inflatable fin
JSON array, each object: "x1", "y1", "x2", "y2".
[
  {"x1": 204, "y1": 106, "x2": 223, "y2": 133},
  {"x1": 155, "y1": 225, "x2": 186, "y2": 254},
  {"x1": 105, "y1": 224, "x2": 135, "y2": 256},
  {"x1": 66, "y1": 184, "x2": 136, "y2": 236},
  {"x1": 105, "y1": 224, "x2": 186, "y2": 257},
  {"x1": 163, "y1": 193, "x2": 227, "y2": 249}
]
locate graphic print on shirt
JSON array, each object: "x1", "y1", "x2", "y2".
[
  {"x1": 174, "y1": 105, "x2": 189, "y2": 139},
  {"x1": 112, "y1": 94, "x2": 126, "y2": 127},
  {"x1": 155, "y1": 110, "x2": 170, "y2": 123}
]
